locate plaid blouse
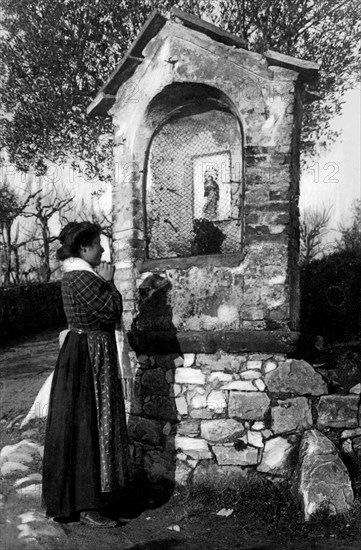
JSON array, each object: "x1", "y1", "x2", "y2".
[{"x1": 61, "y1": 270, "x2": 123, "y2": 332}]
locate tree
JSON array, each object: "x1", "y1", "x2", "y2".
[
  {"x1": 208, "y1": 0, "x2": 361, "y2": 156},
  {"x1": 9, "y1": 221, "x2": 39, "y2": 284},
  {"x1": 338, "y1": 199, "x2": 361, "y2": 255},
  {"x1": 0, "y1": 180, "x2": 40, "y2": 284},
  {"x1": 1, "y1": 0, "x2": 360, "y2": 180},
  {"x1": 300, "y1": 206, "x2": 331, "y2": 265},
  {"x1": 23, "y1": 183, "x2": 74, "y2": 282},
  {"x1": 0, "y1": 181, "x2": 20, "y2": 284}
]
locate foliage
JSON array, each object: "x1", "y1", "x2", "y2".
[
  {"x1": 299, "y1": 206, "x2": 331, "y2": 265},
  {"x1": 191, "y1": 218, "x2": 226, "y2": 255},
  {"x1": 338, "y1": 199, "x2": 361, "y2": 255},
  {"x1": 0, "y1": 180, "x2": 20, "y2": 225},
  {"x1": 300, "y1": 249, "x2": 361, "y2": 342},
  {"x1": 1, "y1": 0, "x2": 360, "y2": 179},
  {"x1": 211, "y1": 1, "x2": 361, "y2": 155}
]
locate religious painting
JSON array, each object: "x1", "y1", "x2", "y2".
[{"x1": 193, "y1": 151, "x2": 232, "y2": 221}]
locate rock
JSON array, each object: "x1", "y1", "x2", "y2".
[
  {"x1": 163, "y1": 422, "x2": 172, "y2": 436},
  {"x1": 265, "y1": 361, "x2": 277, "y2": 373},
  {"x1": 209, "y1": 372, "x2": 233, "y2": 384},
  {"x1": 2, "y1": 452, "x2": 34, "y2": 464},
  {"x1": 240, "y1": 370, "x2": 262, "y2": 380},
  {"x1": 21, "y1": 429, "x2": 38, "y2": 440},
  {"x1": 127, "y1": 415, "x2": 163, "y2": 446},
  {"x1": 221, "y1": 380, "x2": 257, "y2": 391},
  {"x1": 190, "y1": 392, "x2": 207, "y2": 410},
  {"x1": 229, "y1": 392, "x2": 270, "y2": 421},
  {"x1": 14, "y1": 473, "x2": 42, "y2": 488},
  {"x1": 252, "y1": 421, "x2": 265, "y2": 431},
  {"x1": 247, "y1": 430, "x2": 264, "y2": 448},
  {"x1": 272, "y1": 397, "x2": 313, "y2": 434},
  {"x1": 177, "y1": 420, "x2": 200, "y2": 437},
  {"x1": 16, "y1": 483, "x2": 42, "y2": 500},
  {"x1": 249, "y1": 354, "x2": 272, "y2": 361},
  {"x1": 213, "y1": 445, "x2": 259, "y2": 466},
  {"x1": 349, "y1": 383, "x2": 361, "y2": 394},
  {"x1": 293, "y1": 429, "x2": 354, "y2": 520},
  {"x1": 246, "y1": 360, "x2": 262, "y2": 370},
  {"x1": 17, "y1": 510, "x2": 68, "y2": 543},
  {"x1": 144, "y1": 450, "x2": 174, "y2": 483},
  {"x1": 1, "y1": 462, "x2": 30, "y2": 476},
  {"x1": 0, "y1": 440, "x2": 42, "y2": 466},
  {"x1": 175, "y1": 461, "x2": 193, "y2": 485},
  {"x1": 353, "y1": 437, "x2": 361, "y2": 459},
  {"x1": 143, "y1": 396, "x2": 177, "y2": 421},
  {"x1": 192, "y1": 460, "x2": 249, "y2": 487},
  {"x1": 200, "y1": 419, "x2": 245, "y2": 443},
  {"x1": 175, "y1": 437, "x2": 212, "y2": 460},
  {"x1": 265, "y1": 359, "x2": 327, "y2": 395},
  {"x1": 183, "y1": 354, "x2": 195, "y2": 367},
  {"x1": 197, "y1": 354, "x2": 241, "y2": 372},
  {"x1": 254, "y1": 379, "x2": 266, "y2": 391},
  {"x1": 190, "y1": 408, "x2": 214, "y2": 419},
  {"x1": 341, "y1": 427, "x2": 361, "y2": 439},
  {"x1": 317, "y1": 395, "x2": 359, "y2": 429},
  {"x1": 165, "y1": 369, "x2": 174, "y2": 384},
  {"x1": 174, "y1": 357, "x2": 184, "y2": 367},
  {"x1": 206, "y1": 390, "x2": 227, "y2": 413},
  {"x1": 142, "y1": 368, "x2": 169, "y2": 395},
  {"x1": 175, "y1": 396, "x2": 188, "y2": 416},
  {"x1": 167, "y1": 524, "x2": 181, "y2": 532},
  {"x1": 257, "y1": 436, "x2": 293, "y2": 474},
  {"x1": 175, "y1": 368, "x2": 205, "y2": 385}
]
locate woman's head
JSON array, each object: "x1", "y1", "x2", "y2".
[{"x1": 57, "y1": 222, "x2": 104, "y2": 265}]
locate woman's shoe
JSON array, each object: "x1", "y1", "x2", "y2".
[{"x1": 80, "y1": 510, "x2": 117, "y2": 528}]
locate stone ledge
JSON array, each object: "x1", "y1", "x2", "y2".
[
  {"x1": 137, "y1": 252, "x2": 245, "y2": 272},
  {"x1": 127, "y1": 329, "x2": 314, "y2": 354}
]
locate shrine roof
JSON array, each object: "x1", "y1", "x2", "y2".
[{"x1": 87, "y1": 8, "x2": 320, "y2": 117}]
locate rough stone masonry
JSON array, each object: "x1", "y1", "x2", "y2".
[{"x1": 87, "y1": 9, "x2": 360, "y2": 518}]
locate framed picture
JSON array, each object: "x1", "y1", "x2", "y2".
[{"x1": 193, "y1": 151, "x2": 231, "y2": 221}]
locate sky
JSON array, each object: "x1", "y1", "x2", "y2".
[{"x1": 299, "y1": 86, "x2": 361, "y2": 245}]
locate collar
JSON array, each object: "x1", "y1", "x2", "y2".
[{"x1": 62, "y1": 257, "x2": 101, "y2": 279}]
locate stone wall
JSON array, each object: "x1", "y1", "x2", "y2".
[
  {"x1": 126, "y1": 351, "x2": 361, "y2": 487},
  {"x1": 110, "y1": 19, "x2": 302, "y2": 332}
]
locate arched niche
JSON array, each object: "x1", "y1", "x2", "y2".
[{"x1": 142, "y1": 83, "x2": 244, "y2": 261}]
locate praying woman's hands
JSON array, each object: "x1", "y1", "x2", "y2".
[{"x1": 96, "y1": 261, "x2": 115, "y2": 282}]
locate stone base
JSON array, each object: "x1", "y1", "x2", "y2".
[{"x1": 126, "y1": 350, "x2": 360, "y2": 509}]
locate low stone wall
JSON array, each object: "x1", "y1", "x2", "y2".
[
  {"x1": 0, "y1": 283, "x2": 66, "y2": 344},
  {"x1": 126, "y1": 352, "x2": 361, "y2": 487}
]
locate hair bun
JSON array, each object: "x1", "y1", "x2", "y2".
[
  {"x1": 56, "y1": 221, "x2": 102, "y2": 261},
  {"x1": 58, "y1": 222, "x2": 79, "y2": 244}
]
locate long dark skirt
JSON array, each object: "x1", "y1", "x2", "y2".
[{"x1": 42, "y1": 331, "x2": 131, "y2": 518}]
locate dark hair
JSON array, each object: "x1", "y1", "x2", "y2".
[{"x1": 57, "y1": 222, "x2": 102, "y2": 261}]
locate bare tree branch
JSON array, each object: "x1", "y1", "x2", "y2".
[{"x1": 300, "y1": 206, "x2": 332, "y2": 265}]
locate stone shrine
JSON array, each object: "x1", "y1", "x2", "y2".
[{"x1": 88, "y1": 9, "x2": 360, "y2": 516}]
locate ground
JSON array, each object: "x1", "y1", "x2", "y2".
[{"x1": 1, "y1": 329, "x2": 361, "y2": 550}]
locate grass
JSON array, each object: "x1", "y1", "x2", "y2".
[{"x1": 174, "y1": 477, "x2": 361, "y2": 543}]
